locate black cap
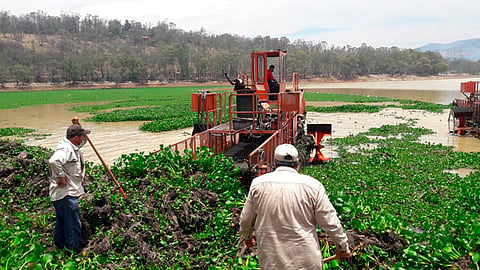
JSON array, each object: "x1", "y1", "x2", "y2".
[{"x1": 66, "y1": 125, "x2": 91, "y2": 139}]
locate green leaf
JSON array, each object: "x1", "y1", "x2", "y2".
[
  {"x1": 12, "y1": 234, "x2": 22, "y2": 245},
  {"x1": 63, "y1": 260, "x2": 76, "y2": 270},
  {"x1": 41, "y1": 253, "x2": 53, "y2": 265},
  {"x1": 473, "y1": 252, "x2": 480, "y2": 264}
]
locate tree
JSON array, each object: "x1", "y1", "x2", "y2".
[
  {"x1": 0, "y1": 10, "x2": 472, "y2": 86},
  {"x1": 176, "y1": 43, "x2": 190, "y2": 80},
  {"x1": 107, "y1": 19, "x2": 122, "y2": 39},
  {"x1": 414, "y1": 57, "x2": 432, "y2": 76},
  {"x1": 0, "y1": 66, "x2": 8, "y2": 87},
  {"x1": 294, "y1": 50, "x2": 308, "y2": 78},
  {"x1": 159, "y1": 45, "x2": 177, "y2": 80},
  {"x1": 12, "y1": 64, "x2": 31, "y2": 86},
  {"x1": 335, "y1": 54, "x2": 360, "y2": 80},
  {"x1": 62, "y1": 58, "x2": 79, "y2": 84}
]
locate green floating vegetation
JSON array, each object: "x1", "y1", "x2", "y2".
[
  {"x1": 307, "y1": 104, "x2": 387, "y2": 113},
  {"x1": 0, "y1": 86, "x2": 224, "y2": 110},
  {"x1": 305, "y1": 93, "x2": 450, "y2": 113},
  {"x1": 84, "y1": 105, "x2": 195, "y2": 132},
  {"x1": 0, "y1": 141, "x2": 253, "y2": 269},
  {"x1": 302, "y1": 123, "x2": 480, "y2": 269},
  {"x1": 1, "y1": 121, "x2": 480, "y2": 269},
  {"x1": 0, "y1": 127, "x2": 35, "y2": 137}
]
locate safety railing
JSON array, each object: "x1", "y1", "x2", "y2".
[
  {"x1": 247, "y1": 113, "x2": 297, "y2": 175},
  {"x1": 192, "y1": 91, "x2": 233, "y2": 129},
  {"x1": 169, "y1": 129, "x2": 240, "y2": 158},
  {"x1": 228, "y1": 92, "x2": 281, "y2": 133},
  {"x1": 171, "y1": 90, "x2": 302, "y2": 173}
]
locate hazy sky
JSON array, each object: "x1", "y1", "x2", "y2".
[{"x1": 2, "y1": 0, "x2": 479, "y2": 49}]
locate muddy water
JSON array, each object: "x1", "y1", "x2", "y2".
[
  {"x1": 307, "y1": 108, "x2": 480, "y2": 157},
  {"x1": 302, "y1": 77, "x2": 480, "y2": 104},
  {"x1": 1, "y1": 78, "x2": 480, "y2": 165},
  {"x1": 0, "y1": 104, "x2": 192, "y2": 165}
]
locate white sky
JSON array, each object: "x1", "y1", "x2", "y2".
[{"x1": 2, "y1": 0, "x2": 479, "y2": 48}]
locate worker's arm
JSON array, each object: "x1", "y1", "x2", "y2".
[
  {"x1": 314, "y1": 184, "x2": 351, "y2": 257},
  {"x1": 48, "y1": 148, "x2": 70, "y2": 188},
  {"x1": 239, "y1": 190, "x2": 257, "y2": 246}
]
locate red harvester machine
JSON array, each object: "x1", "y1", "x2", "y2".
[
  {"x1": 449, "y1": 81, "x2": 480, "y2": 137},
  {"x1": 169, "y1": 50, "x2": 331, "y2": 181}
]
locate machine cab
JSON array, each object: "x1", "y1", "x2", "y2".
[{"x1": 250, "y1": 50, "x2": 287, "y2": 100}]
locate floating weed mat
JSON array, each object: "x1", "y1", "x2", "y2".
[
  {"x1": 85, "y1": 105, "x2": 195, "y2": 132},
  {"x1": 306, "y1": 99, "x2": 450, "y2": 113},
  {"x1": 303, "y1": 123, "x2": 480, "y2": 269},
  {"x1": 0, "y1": 127, "x2": 36, "y2": 137},
  {"x1": 0, "y1": 141, "x2": 256, "y2": 269},
  {"x1": 3, "y1": 121, "x2": 480, "y2": 269}
]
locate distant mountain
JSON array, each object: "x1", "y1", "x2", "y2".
[{"x1": 417, "y1": 38, "x2": 480, "y2": 61}]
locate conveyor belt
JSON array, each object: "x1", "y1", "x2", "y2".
[{"x1": 224, "y1": 135, "x2": 269, "y2": 161}]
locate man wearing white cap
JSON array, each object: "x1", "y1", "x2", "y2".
[
  {"x1": 239, "y1": 144, "x2": 351, "y2": 269},
  {"x1": 49, "y1": 124, "x2": 90, "y2": 252}
]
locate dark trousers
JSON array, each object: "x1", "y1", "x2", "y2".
[
  {"x1": 53, "y1": 196, "x2": 81, "y2": 252},
  {"x1": 268, "y1": 80, "x2": 279, "y2": 100}
]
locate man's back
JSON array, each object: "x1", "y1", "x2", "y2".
[
  {"x1": 241, "y1": 166, "x2": 328, "y2": 269},
  {"x1": 240, "y1": 144, "x2": 350, "y2": 269}
]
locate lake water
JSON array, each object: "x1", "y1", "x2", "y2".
[
  {"x1": 1, "y1": 77, "x2": 479, "y2": 164},
  {"x1": 302, "y1": 77, "x2": 480, "y2": 104}
]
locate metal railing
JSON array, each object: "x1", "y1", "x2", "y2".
[{"x1": 247, "y1": 113, "x2": 297, "y2": 175}]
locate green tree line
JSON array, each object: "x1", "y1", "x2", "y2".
[{"x1": 0, "y1": 11, "x2": 478, "y2": 87}]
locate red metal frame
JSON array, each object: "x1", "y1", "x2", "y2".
[
  {"x1": 308, "y1": 131, "x2": 330, "y2": 163},
  {"x1": 451, "y1": 81, "x2": 480, "y2": 136},
  {"x1": 250, "y1": 50, "x2": 287, "y2": 100},
  {"x1": 168, "y1": 50, "x2": 331, "y2": 178},
  {"x1": 171, "y1": 90, "x2": 304, "y2": 173}
]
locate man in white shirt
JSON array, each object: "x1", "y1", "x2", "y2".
[
  {"x1": 49, "y1": 124, "x2": 90, "y2": 252},
  {"x1": 239, "y1": 144, "x2": 351, "y2": 269}
]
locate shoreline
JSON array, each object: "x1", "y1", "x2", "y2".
[{"x1": 0, "y1": 74, "x2": 477, "y2": 92}]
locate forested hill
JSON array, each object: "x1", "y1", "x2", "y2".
[{"x1": 0, "y1": 11, "x2": 478, "y2": 87}]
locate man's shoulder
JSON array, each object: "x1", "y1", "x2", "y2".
[
  {"x1": 57, "y1": 138, "x2": 76, "y2": 150},
  {"x1": 50, "y1": 139, "x2": 74, "y2": 158},
  {"x1": 252, "y1": 169, "x2": 322, "y2": 188}
]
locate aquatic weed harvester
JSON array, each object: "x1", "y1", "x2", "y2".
[
  {"x1": 449, "y1": 81, "x2": 480, "y2": 137},
  {"x1": 169, "y1": 50, "x2": 332, "y2": 183}
]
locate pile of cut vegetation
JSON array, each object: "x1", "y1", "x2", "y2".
[
  {"x1": 0, "y1": 141, "x2": 251, "y2": 269},
  {"x1": 2, "y1": 119, "x2": 480, "y2": 269}
]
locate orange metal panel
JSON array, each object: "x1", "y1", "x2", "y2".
[
  {"x1": 280, "y1": 92, "x2": 300, "y2": 112},
  {"x1": 191, "y1": 93, "x2": 217, "y2": 111},
  {"x1": 461, "y1": 81, "x2": 478, "y2": 94},
  {"x1": 191, "y1": 93, "x2": 199, "y2": 111}
]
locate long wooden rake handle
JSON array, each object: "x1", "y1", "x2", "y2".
[{"x1": 72, "y1": 117, "x2": 127, "y2": 199}]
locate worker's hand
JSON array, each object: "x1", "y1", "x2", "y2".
[
  {"x1": 245, "y1": 236, "x2": 256, "y2": 248},
  {"x1": 72, "y1": 117, "x2": 80, "y2": 125},
  {"x1": 335, "y1": 248, "x2": 352, "y2": 261},
  {"x1": 57, "y1": 177, "x2": 67, "y2": 188}
]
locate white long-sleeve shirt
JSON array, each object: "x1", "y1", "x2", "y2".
[
  {"x1": 239, "y1": 166, "x2": 349, "y2": 270},
  {"x1": 49, "y1": 138, "x2": 85, "y2": 201}
]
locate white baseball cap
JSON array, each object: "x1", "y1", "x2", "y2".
[{"x1": 274, "y1": 144, "x2": 299, "y2": 163}]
